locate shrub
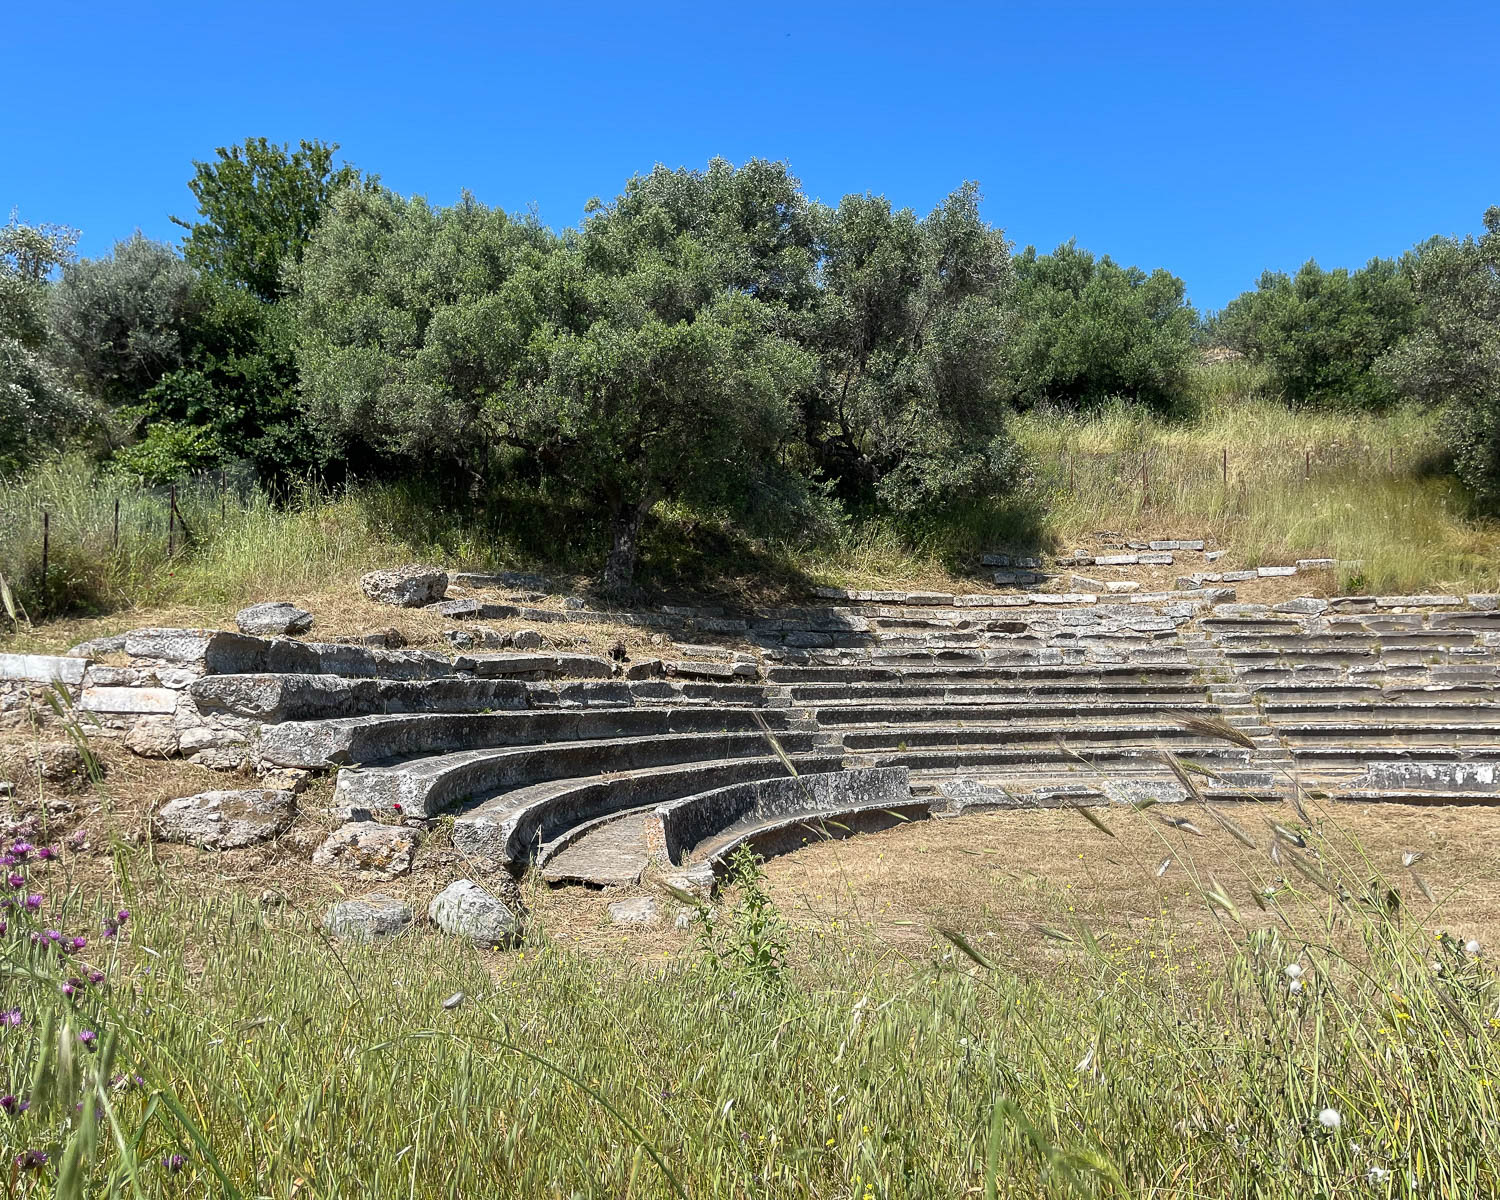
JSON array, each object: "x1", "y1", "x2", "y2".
[
  {"x1": 1001, "y1": 240, "x2": 1198, "y2": 412},
  {"x1": 1212, "y1": 257, "x2": 1418, "y2": 409},
  {"x1": 1379, "y1": 207, "x2": 1500, "y2": 506}
]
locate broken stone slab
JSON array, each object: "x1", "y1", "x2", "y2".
[
  {"x1": 235, "y1": 602, "x2": 314, "y2": 637},
  {"x1": 904, "y1": 592, "x2": 957, "y2": 605},
  {"x1": 453, "y1": 652, "x2": 615, "y2": 679},
  {"x1": 360, "y1": 565, "x2": 448, "y2": 608},
  {"x1": 78, "y1": 687, "x2": 177, "y2": 715},
  {"x1": 992, "y1": 570, "x2": 1046, "y2": 585},
  {"x1": 1346, "y1": 761, "x2": 1500, "y2": 793},
  {"x1": 1274, "y1": 597, "x2": 1328, "y2": 615},
  {"x1": 666, "y1": 660, "x2": 759, "y2": 680},
  {"x1": 1295, "y1": 558, "x2": 1336, "y2": 570},
  {"x1": 425, "y1": 599, "x2": 517, "y2": 621},
  {"x1": 608, "y1": 896, "x2": 661, "y2": 927},
  {"x1": 154, "y1": 788, "x2": 295, "y2": 849},
  {"x1": 1093, "y1": 554, "x2": 1139, "y2": 566},
  {"x1": 1139, "y1": 552, "x2": 1174, "y2": 565},
  {"x1": 1070, "y1": 575, "x2": 1106, "y2": 591},
  {"x1": 323, "y1": 894, "x2": 413, "y2": 940},
  {"x1": 67, "y1": 634, "x2": 128, "y2": 659},
  {"x1": 1467, "y1": 595, "x2": 1500, "y2": 611},
  {"x1": 661, "y1": 863, "x2": 716, "y2": 900},
  {"x1": 1204, "y1": 550, "x2": 1226, "y2": 562},
  {"x1": 1028, "y1": 593, "x2": 1097, "y2": 605},
  {"x1": 980, "y1": 554, "x2": 1042, "y2": 569},
  {"x1": 313, "y1": 820, "x2": 419, "y2": 880},
  {"x1": 953, "y1": 594, "x2": 1031, "y2": 608},
  {"x1": 624, "y1": 659, "x2": 664, "y2": 680},
  {"x1": 1105, "y1": 581, "x2": 1139, "y2": 594},
  {"x1": 449, "y1": 570, "x2": 553, "y2": 593},
  {"x1": 1220, "y1": 570, "x2": 1256, "y2": 582},
  {"x1": 0, "y1": 654, "x2": 88, "y2": 686},
  {"x1": 1149, "y1": 540, "x2": 1205, "y2": 552},
  {"x1": 428, "y1": 879, "x2": 524, "y2": 947},
  {"x1": 1257, "y1": 566, "x2": 1298, "y2": 577},
  {"x1": 1374, "y1": 595, "x2": 1462, "y2": 608}
]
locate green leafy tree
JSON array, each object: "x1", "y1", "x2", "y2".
[
  {"x1": 1002, "y1": 241, "x2": 1197, "y2": 412},
  {"x1": 172, "y1": 138, "x2": 362, "y2": 301},
  {"x1": 1213, "y1": 258, "x2": 1418, "y2": 408},
  {"x1": 49, "y1": 233, "x2": 199, "y2": 406},
  {"x1": 0, "y1": 214, "x2": 90, "y2": 475},
  {"x1": 1380, "y1": 208, "x2": 1500, "y2": 504},
  {"x1": 803, "y1": 183, "x2": 1023, "y2": 512}
]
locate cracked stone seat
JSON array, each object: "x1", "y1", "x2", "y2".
[
  {"x1": 451, "y1": 751, "x2": 845, "y2": 872},
  {"x1": 257, "y1": 705, "x2": 806, "y2": 769},
  {"x1": 334, "y1": 729, "x2": 828, "y2": 818}
]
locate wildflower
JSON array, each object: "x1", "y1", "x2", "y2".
[
  {"x1": 1, "y1": 1094, "x2": 27, "y2": 1114},
  {"x1": 1289, "y1": 978, "x2": 1304, "y2": 995},
  {"x1": 1284, "y1": 963, "x2": 1304, "y2": 980},
  {"x1": 88, "y1": 970, "x2": 104, "y2": 985},
  {"x1": 0, "y1": 920, "x2": 6, "y2": 936},
  {"x1": 162, "y1": 1153, "x2": 186, "y2": 1174},
  {"x1": 15, "y1": 1149, "x2": 47, "y2": 1171},
  {"x1": 0, "y1": 1009, "x2": 20, "y2": 1027},
  {"x1": 67, "y1": 830, "x2": 87, "y2": 851},
  {"x1": 78, "y1": 1030, "x2": 98, "y2": 1051},
  {"x1": 0, "y1": 854, "x2": 13, "y2": 867},
  {"x1": 10, "y1": 842, "x2": 33, "y2": 860},
  {"x1": 23, "y1": 894, "x2": 41, "y2": 912},
  {"x1": 68, "y1": 936, "x2": 86, "y2": 952},
  {"x1": 37, "y1": 846, "x2": 58, "y2": 862},
  {"x1": 1317, "y1": 1107, "x2": 1342, "y2": 1130},
  {"x1": 6, "y1": 874, "x2": 23, "y2": 889},
  {"x1": 117, "y1": 909, "x2": 130, "y2": 925},
  {"x1": 1466, "y1": 939, "x2": 1482, "y2": 957},
  {"x1": 61, "y1": 982, "x2": 77, "y2": 1000}
]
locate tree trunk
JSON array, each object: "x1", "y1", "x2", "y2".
[{"x1": 602, "y1": 500, "x2": 651, "y2": 596}]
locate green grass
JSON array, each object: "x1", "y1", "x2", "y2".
[{"x1": 2, "y1": 808, "x2": 1498, "y2": 1198}]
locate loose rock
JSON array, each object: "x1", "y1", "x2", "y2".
[
  {"x1": 428, "y1": 879, "x2": 525, "y2": 947},
  {"x1": 608, "y1": 896, "x2": 661, "y2": 927},
  {"x1": 235, "y1": 601, "x2": 314, "y2": 637},
  {"x1": 360, "y1": 566, "x2": 448, "y2": 608},
  {"x1": 154, "y1": 789, "x2": 296, "y2": 849},
  {"x1": 313, "y1": 820, "x2": 419, "y2": 880},
  {"x1": 323, "y1": 894, "x2": 413, "y2": 940}
]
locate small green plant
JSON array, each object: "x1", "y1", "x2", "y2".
[{"x1": 676, "y1": 846, "x2": 789, "y2": 986}]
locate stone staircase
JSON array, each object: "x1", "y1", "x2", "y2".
[{"x1": 7, "y1": 581, "x2": 1500, "y2": 894}]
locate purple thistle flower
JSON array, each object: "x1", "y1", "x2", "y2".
[
  {"x1": 45, "y1": 929, "x2": 61, "y2": 943},
  {"x1": 116, "y1": 909, "x2": 130, "y2": 925},
  {"x1": 37, "y1": 846, "x2": 58, "y2": 862},
  {"x1": 61, "y1": 983, "x2": 77, "y2": 1000},
  {"x1": 66, "y1": 829, "x2": 87, "y2": 850},
  {"x1": 16, "y1": 1149, "x2": 47, "y2": 1170},
  {"x1": 68, "y1": 936, "x2": 86, "y2": 952},
  {"x1": 78, "y1": 1029, "x2": 97, "y2": 1050},
  {"x1": 6, "y1": 874, "x2": 23, "y2": 890},
  {"x1": 88, "y1": 969, "x2": 104, "y2": 984},
  {"x1": 23, "y1": 894, "x2": 42, "y2": 912},
  {"x1": 1, "y1": 1094, "x2": 19, "y2": 1114},
  {"x1": 162, "y1": 1153, "x2": 186, "y2": 1174},
  {"x1": 0, "y1": 920, "x2": 7, "y2": 936},
  {"x1": 0, "y1": 1009, "x2": 21, "y2": 1027},
  {"x1": 10, "y1": 842, "x2": 32, "y2": 860},
  {"x1": 0, "y1": 853, "x2": 15, "y2": 868}
]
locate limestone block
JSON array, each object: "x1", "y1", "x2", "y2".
[
  {"x1": 154, "y1": 789, "x2": 294, "y2": 849},
  {"x1": 236, "y1": 602, "x2": 314, "y2": 636},
  {"x1": 313, "y1": 821, "x2": 419, "y2": 880},
  {"x1": 324, "y1": 894, "x2": 413, "y2": 940},
  {"x1": 360, "y1": 565, "x2": 448, "y2": 608},
  {"x1": 428, "y1": 879, "x2": 524, "y2": 946}
]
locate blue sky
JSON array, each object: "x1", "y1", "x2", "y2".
[{"x1": 5, "y1": 1, "x2": 1496, "y2": 311}]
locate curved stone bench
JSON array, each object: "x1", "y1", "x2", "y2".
[
  {"x1": 257, "y1": 706, "x2": 802, "y2": 769},
  {"x1": 334, "y1": 729, "x2": 826, "y2": 819},
  {"x1": 191, "y1": 674, "x2": 534, "y2": 722},
  {"x1": 809, "y1": 702, "x2": 1218, "y2": 727},
  {"x1": 694, "y1": 799, "x2": 931, "y2": 871},
  {"x1": 451, "y1": 752, "x2": 844, "y2": 869},
  {"x1": 783, "y1": 681, "x2": 1212, "y2": 705},
  {"x1": 849, "y1": 744, "x2": 1256, "y2": 775},
  {"x1": 837, "y1": 721, "x2": 1233, "y2": 752},
  {"x1": 646, "y1": 766, "x2": 913, "y2": 866}
]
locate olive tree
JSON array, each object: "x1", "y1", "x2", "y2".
[
  {"x1": 1380, "y1": 207, "x2": 1500, "y2": 504},
  {"x1": 802, "y1": 183, "x2": 1024, "y2": 512},
  {"x1": 297, "y1": 175, "x2": 812, "y2": 592}
]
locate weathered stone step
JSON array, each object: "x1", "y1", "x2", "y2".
[
  {"x1": 812, "y1": 702, "x2": 1219, "y2": 727},
  {"x1": 650, "y1": 767, "x2": 912, "y2": 866},
  {"x1": 451, "y1": 752, "x2": 844, "y2": 869},
  {"x1": 334, "y1": 730, "x2": 825, "y2": 819},
  {"x1": 784, "y1": 681, "x2": 1210, "y2": 704},
  {"x1": 689, "y1": 797, "x2": 929, "y2": 870},
  {"x1": 1289, "y1": 745, "x2": 1500, "y2": 766},
  {"x1": 1273, "y1": 721, "x2": 1500, "y2": 745},
  {"x1": 190, "y1": 674, "x2": 533, "y2": 723},
  {"x1": 766, "y1": 663, "x2": 1199, "y2": 685},
  {"x1": 256, "y1": 706, "x2": 802, "y2": 770},
  {"x1": 838, "y1": 723, "x2": 1235, "y2": 751},
  {"x1": 846, "y1": 745, "x2": 1256, "y2": 773}
]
